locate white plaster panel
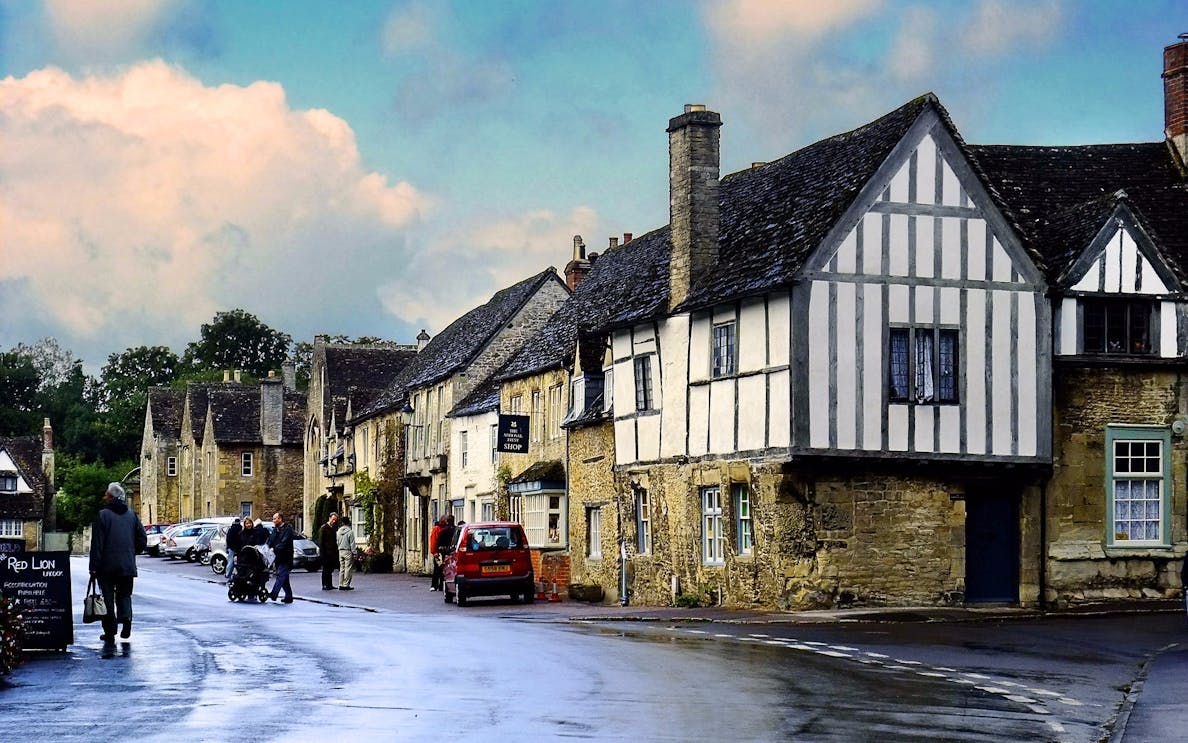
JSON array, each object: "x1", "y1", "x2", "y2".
[
  {"x1": 737, "y1": 374, "x2": 766, "y2": 452},
  {"x1": 614, "y1": 419, "x2": 636, "y2": 466},
  {"x1": 769, "y1": 293, "x2": 791, "y2": 366},
  {"x1": 1121, "y1": 231, "x2": 1139, "y2": 293},
  {"x1": 712, "y1": 305, "x2": 736, "y2": 325},
  {"x1": 888, "y1": 214, "x2": 909, "y2": 276},
  {"x1": 834, "y1": 230, "x2": 857, "y2": 274},
  {"x1": 914, "y1": 285, "x2": 934, "y2": 324},
  {"x1": 888, "y1": 405, "x2": 909, "y2": 452},
  {"x1": 991, "y1": 291, "x2": 1012, "y2": 455},
  {"x1": 963, "y1": 218, "x2": 984, "y2": 281},
  {"x1": 689, "y1": 314, "x2": 712, "y2": 384},
  {"x1": 808, "y1": 282, "x2": 831, "y2": 449},
  {"x1": 964, "y1": 289, "x2": 987, "y2": 454},
  {"x1": 614, "y1": 358, "x2": 635, "y2": 415},
  {"x1": 632, "y1": 326, "x2": 656, "y2": 354},
  {"x1": 939, "y1": 406, "x2": 960, "y2": 453},
  {"x1": 941, "y1": 159, "x2": 962, "y2": 207},
  {"x1": 836, "y1": 282, "x2": 857, "y2": 450},
  {"x1": 688, "y1": 384, "x2": 710, "y2": 456},
  {"x1": 660, "y1": 314, "x2": 690, "y2": 458},
  {"x1": 1142, "y1": 258, "x2": 1168, "y2": 295},
  {"x1": 914, "y1": 407, "x2": 934, "y2": 453},
  {"x1": 1104, "y1": 234, "x2": 1121, "y2": 292},
  {"x1": 739, "y1": 298, "x2": 766, "y2": 373},
  {"x1": 992, "y1": 234, "x2": 1012, "y2": 283},
  {"x1": 916, "y1": 214, "x2": 934, "y2": 278},
  {"x1": 916, "y1": 134, "x2": 937, "y2": 205},
  {"x1": 888, "y1": 284, "x2": 910, "y2": 324},
  {"x1": 612, "y1": 330, "x2": 632, "y2": 362},
  {"x1": 1161, "y1": 301, "x2": 1177, "y2": 358},
  {"x1": 862, "y1": 283, "x2": 884, "y2": 450},
  {"x1": 939, "y1": 287, "x2": 960, "y2": 325},
  {"x1": 768, "y1": 369, "x2": 791, "y2": 447},
  {"x1": 1071, "y1": 260, "x2": 1100, "y2": 292},
  {"x1": 889, "y1": 159, "x2": 910, "y2": 202},
  {"x1": 1059, "y1": 297, "x2": 1078, "y2": 355},
  {"x1": 1016, "y1": 295, "x2": 1037, "y2": 457},
  {"x1": 637, "y1": 414, "x2": 661, "y2": 462},
  {"x1": 708, "y1": 380, "x2": 736, "y2": 454},
  {"x1": 861, "y1": 214, "x2": 883, "y2": 275}
]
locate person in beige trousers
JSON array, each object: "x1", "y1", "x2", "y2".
[{"x1": 336, "y1": 516, "x2": 356, "y2": 590}]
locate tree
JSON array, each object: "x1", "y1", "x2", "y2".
[
  {"x1": 98, "y1": 346, "x2": 180, "y2": 408},
  {"x1": 11, "y1": 338, "x2": 79, "y2": 393},
  {"x1": 0, "y1": 352, "x2": 40, "y2": 436},
  {"x1": 55, "y1": 458, "x2": 134, "y2": 533},
  {"x1": 182, "y1": 309, "x2": 293, "y2": 379}
]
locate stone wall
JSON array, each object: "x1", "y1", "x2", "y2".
[
  {"x1": 1046, "y1": 366, "x2": 1187, "y2": 607},
  {"x1": 500, "y1": 368, "x2": 570, "y2": 480},
  {"x1": 567, "y1": 421, "x2": 619, "y2": 601},
  {"x1": 206, "y1": 445, "x2": 304, "y2": 528}
]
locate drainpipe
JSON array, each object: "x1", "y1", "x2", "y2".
[{"x1": 1038, "y1": 481, "x2": 1047, "y2": 611}]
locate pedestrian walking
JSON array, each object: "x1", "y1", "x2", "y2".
[
  {"x1": 225, "y1": 517, "x2": 243, "y2": 583},
  {"x1": 319, "y1": 512, "x2": 339, "y2": 590},
  {"x1": 428, "y1": 515, "x2": 445, "y2": 591},
  {"x1": 337, "y1": 516, "x2": 356, "y2": 590},
  {"x1": 88, "y1": 482, "x2": 147, "y2": 644},
  {"x1": 266, "y1": 512, "x2": 295, "y2": 603}
]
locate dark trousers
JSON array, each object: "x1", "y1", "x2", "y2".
[
  {"x1": 98, "y1": 575, "x2": 134, "y2": 638},
  {"x1": 321, "y1": 557, "x2": 335, "y2": 588},
  {"x1": 270, "y1": 562, "x2": 293, "y2": 600},
  {"x1": 431, "y1": 555, "x2": 444, "y2": 590}
]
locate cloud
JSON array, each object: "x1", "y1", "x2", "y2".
[
  {"x1": 42, "y1": 0, "x2": 211, "y2": 64},
  {"x1": 705, "y1": 0, "x2": 884, "y2": 46},
  {"x1": 961, "y1": 0, "x2": 1062, "y2": 56},
  {"x1": 379, "y1": 206, "x2": 598, "y2": 332},
  {"x1": 0, "y1": 61, "x2": 431, "y2": 364},
  {"x1": 381, "y1": 1, "x2": 437, "y2": 55}
]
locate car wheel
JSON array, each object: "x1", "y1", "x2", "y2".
[
  {"x1": 148, "y1": 546, "x2": 159, "y2": 557},
  {"x1": 211, "y1": 555, "x2": 227, "y2": 575},
  {"x1": 522, "y1": 590, "x2": 535, "y2": 604},
  {"x1": 200, "y1": 553, "x2": 211, "y2": 566},
  {"x1": 457, "y1": 586, "x2": 468, "y2": 607},
  {"x1": 184, "y1": 548, "x2": 195, "y2": 562}
]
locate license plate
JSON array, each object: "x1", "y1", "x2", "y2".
[{"x1": 481, "y1": 564, "x2": 511, "y2": 575}]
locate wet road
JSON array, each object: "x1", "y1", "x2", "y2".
[{"x1": 0, "y1": 556, "x2": 1181, "y2": 741}]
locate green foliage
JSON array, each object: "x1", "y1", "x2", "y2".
[
  {"x1": 182, "y1": 309, "x2": 293, "y2": 379},
  {"x1": 674, "y1": 585, "x2": 716, "y2": 609},
  {"x1": 0, "y1": 352, "x2": 40, "y2": 436},
  {"x1": 56, "y1": 459, "x2": 134, "y2": 533},
  {"x1": 354, "y1": 546, "x2": 392, "y2": 574},
  {"x1": 99, "y1": 346, "x2": 180, "y2": 405},
  {"x1": 0, "y1": 595, "x2": 25, "y2": 677},
  {"x1": 353, "y1": 470, "x2": 377, "y2": 537}
]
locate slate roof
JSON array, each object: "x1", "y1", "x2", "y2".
[
  {"x1": 146, "y1": 387, "x2": 185, "y2": 440},
  {"x1": 282, "y1": 393, "x2": 307, "y2": 445},
  {"x1": 500, "y1": 227, "x2": 671, "y2": 381},
  {"x1": 561, "y1": 392, "x2": 610, "y2": 430},
  {"x1": 207, "y1": 386, "x2": 307, "y2": 446},
  {"x1": 319, "y1": 344, "x2": 417, "y2": 434},
  {"x1": 0, "y1": 436, "x2": 47, "y2": 519},
  {"x1": 448, "y1": 369, "x2": 503, "y2": 418},
  {"x1": 967, "y1": 143, "x2": 1188, "y2": 286},
  {"x1": 508, "y1": 459, "x2": 565, "y2": 486},
  {"x1": 184, "y1": 383, "x2": 230, "y2": 444},
  {"x1": 355, "y1": 268, "x2": 564, "y2": 421}
]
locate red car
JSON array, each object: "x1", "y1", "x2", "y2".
[{"x1": 444, "y1": 522, "x2": 535, "y2": 606}]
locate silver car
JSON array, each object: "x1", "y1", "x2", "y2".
[
  {"x1": 162, "y1": 523, "x2": 217, "y2": 562},
  {"x1": 208, "y1": 523, "x2": 320, "y2": 575}
]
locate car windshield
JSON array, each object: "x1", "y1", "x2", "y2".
[{"x1": 465, "y1": 527, "x2": 522, "y2": 551}]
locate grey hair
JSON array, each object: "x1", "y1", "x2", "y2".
[{"x1": 106, "y1": 482, "x2": 127, "y2": 502}]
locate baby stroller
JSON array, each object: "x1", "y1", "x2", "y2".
[{"x1": 227, "y1": 544, "x2": 273, "y2": 602}]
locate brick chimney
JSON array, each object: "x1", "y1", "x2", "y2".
[
  {"x1": 667, "y1": 104, "x2": 722, "y2": 312},
  {"x1": 564, "y1": 234, "x2": 592, "y2": 291},
  {"x1": 1166, "y1": 34, "x2": 1188, "y2": 165}
]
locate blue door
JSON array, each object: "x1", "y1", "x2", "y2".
[{"x1": 965, "y1": 488, "x2": 1019, "y2": 603}]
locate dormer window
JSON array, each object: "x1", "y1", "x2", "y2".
[
  {"x1": 0, "y1": 474, "x2": 17, "y2": 493},
  {"x1": 1083, "y1": 299, "x2": 1153, "y2": 355}
]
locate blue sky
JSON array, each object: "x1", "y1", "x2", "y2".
[{"x1": 1, "y1": 0, "x2": 1185, "y2": 370}]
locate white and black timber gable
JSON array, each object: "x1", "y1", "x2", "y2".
[{"x1": 795, "y1": 99, "x2": 1051, "y2": 464}]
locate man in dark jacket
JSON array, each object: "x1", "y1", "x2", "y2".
[
  {"x1": 318, "y1": 513, "x2": 338, "y2": 590},
  {"x1": 225, "y1": 518, "x2": 244, "y2": 583},
  {"x1": 266, "y1": 512, "x2": 295, "y2": 603},
  {"x1": 89, "y1": 482, "x2": 147, "y2": 644}
]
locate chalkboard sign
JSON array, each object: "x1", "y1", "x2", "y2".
[
  {"x1": 0, "y1": 551, "x2": 73, "y2": 651},
  {"x1": 497, "y1": 414, "x2": 530, "y2": 453},
  {"x1": 0, "y1": 538, "x2": 24, "y2": 554}
]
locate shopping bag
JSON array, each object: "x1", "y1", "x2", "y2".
[{"x1": 83, "y1": 577, "x2": 107, "y2": 624}]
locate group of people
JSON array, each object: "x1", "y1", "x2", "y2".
[
  {"x1": 318, "y1": 512, "x2": 357, "y2": 591},
  {"x1": 428, "y1": 514, "x2": 458, "y2": 591}
]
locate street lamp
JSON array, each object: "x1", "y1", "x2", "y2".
[{"x1": 400, "y1": 401, "x2": 414, "y2": 426}]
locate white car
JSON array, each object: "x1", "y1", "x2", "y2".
[{"x1": 162, "y1": 523, "x2": 217, "y2": 561}]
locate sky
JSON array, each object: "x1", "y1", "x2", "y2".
[{"x1": 1, "y1": 0, "x2": 1185, "y2": 372}]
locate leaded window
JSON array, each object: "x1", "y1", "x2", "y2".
[{"x1": 1108, "y1": 427, "x2": 1168, "y2": 545}]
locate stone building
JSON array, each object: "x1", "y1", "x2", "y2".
[
  {"x1": 139, "y1": 387, "x2": 184, "y2": 524},
  {"x1": 564, "y1": 36, "x2": 1188, "y2": 611},
  {"x1": 303, "y1": 337, "x2": 417, "y2": 540},
  {"x1": 0, "y1": 420, "x2": 54, "y2": 550},
  {"x1": 350, "y1": 268, "x2": 570, "y2": 573}
]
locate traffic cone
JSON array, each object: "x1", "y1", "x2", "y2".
[
  {"x1": 548, "y1": 581, "x2": 561, "y2": 602},
  {"x1": 535, "y1": 581, "x2": 547, "y2": 601}
]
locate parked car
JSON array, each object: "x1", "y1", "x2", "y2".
[
  {"x1": 208, "y1": 523, "x2": 321, "y2": 575},
  {"x1": 163, "y1": 523, "x2": 218, "y2": 562},
  {"x1": 143, "y1": 524, "x2": 171, "y2": 557},
  {"x1": 193, "y1": 527, "x2": 220, "y2": 565},
  {"x1": 444, "y1": 522, "x2": 535, "y2": 606}
]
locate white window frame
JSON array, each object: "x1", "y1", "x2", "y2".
[
  {"x1": 636, "y1": 489, "x2": 651, "y2": 555},
  {"x1": 587, "y1": 506, "x2": 602, "y2": 559},
  {"x1": 634, "y1": 355, "x2": 654, "y2": 411},
  {"x1": 548, "y1": 384, "x2": 564, "y2": 439},
  {"x1": 701, "y1": 486, "x2": 725, "y2": 565},
  {"x1": 603, "y1": 365, "x2": 614, "y2": 412},
  {"x1": 523, "y1": 491, "x2": 566, "y2": 548},
  {"x1": 734, "y1": 483, "x2": 753, "y2": 556},
  {"x1": 460, "y1": 430, "x2": 469, "y2": 468},
  {"x1": 353, "y1": 505, "x2": 369, "y2": 540},
  {"x1": 531, "y1": 389, "x2": 542, "y2": 442},
  {"x1": 1106, "y1": 425, "x2": 1170, "y2": 547},
  {"x1": 166, "y1": 456, "x2": 177, "y2": 477},
  {"x1": 241, "y1": 452, "x2": 253, "y2": 477},
  {"x1": 481, "y1": 500, "x2": 495, "y2": 521},
  {"x1": 240, "y1": 501, "x2": 253, "y2": 518},
  {"x1": 490, "y1": 424, "x2": 499, "y2": 464},
  {"x1": 0, "y1": 520, "x2": 22, "y2": 538},
  {"x1": 712, "y1": 321, "x2": 737, "y2": 378}
]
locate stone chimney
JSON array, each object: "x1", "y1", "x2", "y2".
[
  {"x1": 223, "y1": 369, "x2": 231, "y2": 383},
  {"x1": 41, "y1": 418, "x2": 55, "y2": 527},
  {"x1": 260, "y1": 377, "x2": 283, "y2": 446},
  {"x1": 233, "y1": 369, "x2": 242, "y2": 383},
  {"x1": 282, "y1": 359, "x2": 296, "y2": 392},
  {"x1": 667, "y1": 103, "x2": 722, "y2": 311},
  {"x1": 1165, "y1": 34, "x2": 1188, "y2": 166},
  {"x1": 564, "y1": 234, "x2": 592, "y2": 291},
  {"x1": 417, "y1": 329, "x2": 431, "y2": 352}
]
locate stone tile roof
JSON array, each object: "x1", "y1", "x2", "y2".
[
  {"x1": 448, "y1": 369, "x2": 502, "y2": 418},
  {"x1": 0, "y1": 436, "x2": 47, "y2": 519},
  {"x1": 206, "y1": 386, "x2": 307, "y2": 446},
  {"x1": 282, "y1": 393, "x2": 307, "y2": 445},
  {"x1": 355, "y1": 268, "x2": 563, "y2": 421},
  {"x1": 968, "y1": 143, "x2": 1188, "y2": 285},
  {"x1": 319, "y1": 344, "x2": 417, "y2": 434},
  {"x1": 501, "y1": 228, "x2": 671, "y2": 381},
  {"x1": 561, "y1": 392, "x2": 609, "y2": 430},
  {"x1": 508, "y1": 459, "x2": 565, "y2": 486},
  {"x1": 146, "y1": 387, "x2": 185, "y2": 440}
]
